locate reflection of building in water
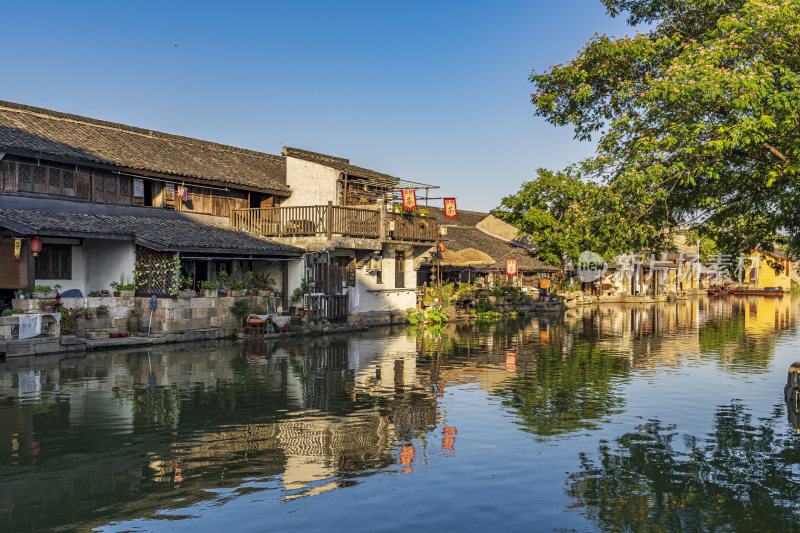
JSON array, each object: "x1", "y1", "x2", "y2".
[
  {"x1": 0, "y1": 336, "x2": 441, "y2": 530},
  {"x1": 744, "y1": 296, "x2": 792, "y2": 336}
]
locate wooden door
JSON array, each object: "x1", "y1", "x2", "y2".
[{"x1": 395, "y1": 251, "x2": 405, "y2": 288}]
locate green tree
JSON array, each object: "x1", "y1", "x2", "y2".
[
  {"x1": 530, "y1": 0, "x2": 800, "y2": 255},
  {"x1": 497, "y1": 167, "x2": 667, "y2": 265}
]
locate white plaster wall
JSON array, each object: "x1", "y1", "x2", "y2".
[
  {"x1": 83, "y1": 240, "x2": 136, "y2": 293},
  {"x1": 287, "y1": 257, "x2": 305, "y2": 303},
  {"x1": 283, "y1": 157, "x2": 340, "y2": 206},
  {"x1": 36, "y1": 238, "x2": 86, "y2": 294},
  {"x1": 356, "y1": 245, "x2": 416, "y2": 313}
]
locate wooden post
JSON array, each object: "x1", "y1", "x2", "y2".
[
  {"x1": 326, "y1": 200, "x2": 333, "y2": 240},
  {"x1": 379, "y1": 199, "x2": 387, "y2": 241}
]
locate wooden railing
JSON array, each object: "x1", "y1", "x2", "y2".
[
  {"x1": 385, "y1": 211, "x2": 438, "y2": 242},
  {"x1": 231, "y1": 204, "x2": 437, "y2": 243},
  {"x1": 306, "y1": 293, "x2": 349, "y2": 322}
]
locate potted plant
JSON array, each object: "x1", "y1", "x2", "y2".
[
  {"x1": 14, "y1": 289, "x2": 25, "y2": 300},
  {"x1": 255, "y1": 274, "x2": 276, "y2": 296},
  {"x1": 231, "y1": 281, "x2": 247, "y2": 297},
  {"x1": 217, "y1": 270, "x2": 233, "y2": 297},
  {"x1": 86, "y1": 328, "x2": 110, "y2": 340},
  {"x1": 32, "y1": 285, "x2": 55, "y2": 299},
  {"x1": 111, "y1": 274, "x2": 136, "y2": 297},
  {"x1": 109, "y1": 279, "x2": 121, "y2": 297},
  {"x1": 200, "y1": 281, "x2": 218, "y2": 298},
  {"x1": 291, "y1": 278, "x2": 311, "y2": 310}
]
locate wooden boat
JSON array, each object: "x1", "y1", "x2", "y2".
[
  {"x1": 730, "y1": 287, "x2": 784, "y2": 297},
  {"x1": 708, "y1": 286, "x2": 733, "y2": 296}
]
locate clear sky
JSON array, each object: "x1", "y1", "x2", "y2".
[{"x1": 4, "y1": 0, "x2": 635, "y2": 211}]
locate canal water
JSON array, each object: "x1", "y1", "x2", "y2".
[{"x1": 1, "y1": 296, "x2": 800, "y2": 532}]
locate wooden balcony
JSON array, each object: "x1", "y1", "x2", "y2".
[{"x1": 230, "y1": 203, "x2": 437, "y2": 243}]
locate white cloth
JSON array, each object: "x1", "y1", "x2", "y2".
[
  {"x1": 246, "y1": 314, "x2": 291, "y2": 329},
  {"x1": 345, "y1": 286, "x2": 359, "y2": 314},
  {"x1": 270, "y1": 315, "x2": 291, "y2": 328},
  {"x1": 18, "y1": 313, "x2": 42, "y2": 340}
]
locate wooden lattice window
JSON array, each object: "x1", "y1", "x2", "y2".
[
  {"x1": 33, "y1": 165, "x2": 45, "y2": 185},
  {"x1": 49, "y1": 168, "x2": 61, "y2": 188},
  {"x1": 18, "y1": 163, "x2": 31, "y2": 183},
  {"x1": 63, "y1": 170, "x2": 74, "y2": 189},
  {"x1": 134, "y1": 250, "x2": 178, "y2": 295},
  {"x1": 36, "y1": 244, "x2": 72, "y2": 280}
]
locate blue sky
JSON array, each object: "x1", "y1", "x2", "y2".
[{"x1": 5, "y1": 0, "x2": 635, "y2": 210}]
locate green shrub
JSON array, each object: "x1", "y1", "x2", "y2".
[
  {"x1": 1, "y1": 308, "x2": 23, "y2": 316},
  {"x1": 232, "y1": 298, "x2": 254, "y2": 322},
  {"x1": 33, "y1": 285, "x2": 52, "y2": 292}
]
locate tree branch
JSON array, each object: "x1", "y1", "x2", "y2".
[{"x1": 762, "y1": 142, "x2": 791, "y2": 163}]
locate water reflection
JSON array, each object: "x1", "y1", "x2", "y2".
[
  {"x1": 567, "y1": 403, "x2": 800, "y2": 531},
  {"x1": 0, "y1": 297, "x2": 797, "y2": 531}
]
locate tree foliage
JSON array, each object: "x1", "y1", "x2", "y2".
[
  {"x1": 497, "y1": 168, "x2": 667, "y2": 265},
  {"x1": 529, "y1": 0, "x2": 800, "y2": 255}
]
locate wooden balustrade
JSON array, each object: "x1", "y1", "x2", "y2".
[
  {"x1": 231, "y1": 204, "x2": 436, "y2": 243},
  {"x1": 385, "y1": 211, "x2": 438, "y2": 242}
]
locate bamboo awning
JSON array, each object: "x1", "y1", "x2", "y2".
[{"x1": 439, "y1": 248, "x2": 495, "y2": 267}]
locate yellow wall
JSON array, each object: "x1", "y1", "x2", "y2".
[{"x1": 747, "y1": 252, "x2": 791, "y2": 289}]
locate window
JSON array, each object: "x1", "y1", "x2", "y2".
[
  {"x1": 395, "y1": 251, "x2": 405, "y2": 288},
  {"x1": 133, "y1": 178, "x2": 145, "y2": 206},
  {"x1": 36, "y1": 244, "x2": 71, "y2": 280}
]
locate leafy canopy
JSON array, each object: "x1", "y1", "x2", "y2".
[
  {"x1": 497, "y1": 168, "x2": 666, "y2": 265},
  {"x1": 529, "y1": 0, "x2": 800, "y2": 255}
]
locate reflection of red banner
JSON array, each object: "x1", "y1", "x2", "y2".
[
  {"x1": 443, "y1": 198, "x2": 457, "y2": 219},
  {"x1": 438, "y1": 242, "x2": 445, "y2": 253},
  {"x1": 505, "y1": 349, "x2": 517, "y2": 372},
  {"x1": 401, "y1": 189, "x2": 417, "y2": 211},
  {"x1": 506, "y1": 259, "x2": 518, "y2": 276},
  {"x1": 13, "y1": 238, "x2": 22, "y2": 261},
  {"x1": 399, "y1": 442, "x2": 415, "y2": 473}
]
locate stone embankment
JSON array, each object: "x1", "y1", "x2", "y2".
[{"x1": 0, "y1": 290, "x2": 410, "y2": 358}]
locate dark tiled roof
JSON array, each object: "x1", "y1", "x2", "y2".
[
  {"x1": 426, "y1": 206, "x2": 492, "y2": 227},
  {"x1": 0, "y1": 100, "x2": 290, "y2": 194},
  {"x1": 283, "y1": 146, "x2": 401, "y2": 185},
  {"x1": 442, "y1": 226, "x2": 556, "y2": 272},
  {"x1": 0, "y1": 209, "x2": 301, "y2": 255}
]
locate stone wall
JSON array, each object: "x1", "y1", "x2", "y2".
[{"x1": 10, "y1": 293, "x2": 273, "y2": 337}]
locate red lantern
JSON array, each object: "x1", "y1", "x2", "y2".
[{"x1": 31, "y1": 237, "x2": 42, "y2": 257}]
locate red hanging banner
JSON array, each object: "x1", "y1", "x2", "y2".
[
  {"x1": 12, "y1": 238, "x2": 22, "y2": 261},
  {"x1": 438, "y1": 242, "x2": 445, "y2": 253},
  {"x1": 506, "y1": 259, "x2": 518, "y2": 276},
  {"x1": 443, "y1": 198, "x2": 458, "y2": 220},
  {"x1": 401, "y1": 189, "x2": 417, "y2": 211}
]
